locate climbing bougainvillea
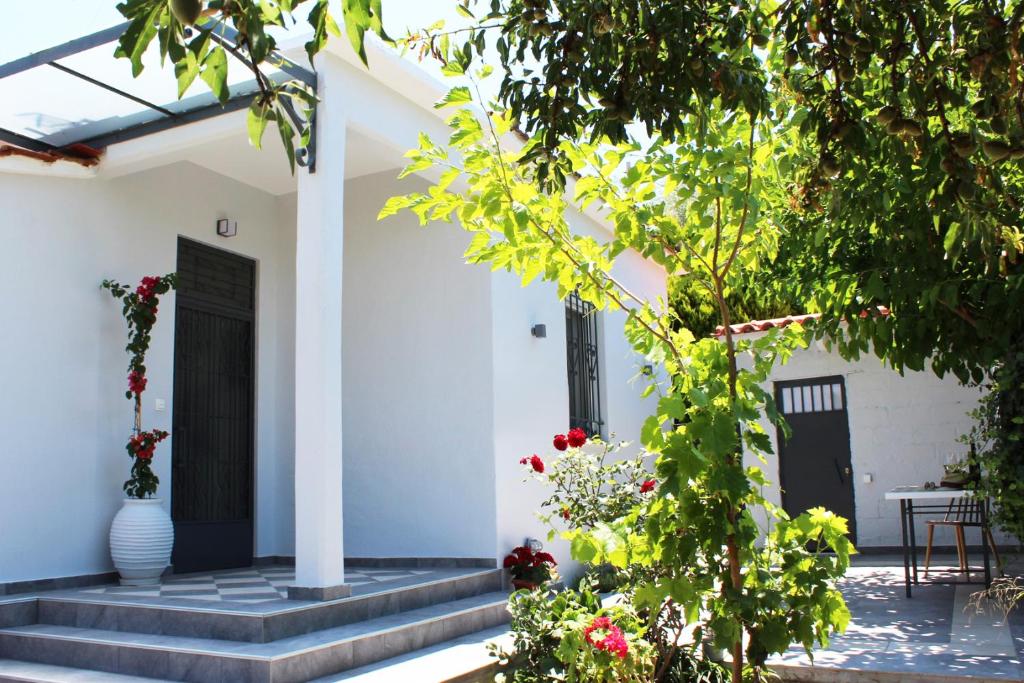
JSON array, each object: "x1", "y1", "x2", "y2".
[{"x1": 102, "y1": 273, "x2": 176, "y2": 498}]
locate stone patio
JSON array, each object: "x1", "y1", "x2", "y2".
[{"x1": 772, "y1": 553, "x2": 1024, "y2": 681}]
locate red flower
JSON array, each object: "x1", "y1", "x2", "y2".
[
  {"x1": 640, "y1": 479, "x2": 656, "y2": 494},
  {"x1": 553, "y1": 434, "x2": 569, "y2": 451},
  {"x1": 136, "y1": 275, "x2": 161, "y2": 301},
  {"x1": 510, "y1": 546, "x2": 533, "y2": 564},
  {"x1": 534, "y1": 551, "x2": 557, "y2": 566},
  {"x1": 567, "y1": 427, "x2": 587, "y2": 448},
  {"x1": 127, "y1": 429, "x2": 169, "y2": 461},
  {"x1": 561, "y1": 507, "x2": 571, "y2": 520},
  {"x1": 128, "y1": 370, "x2": 147, "y2": 396},
  {"x1": 584, "y1": 616, "x2": 629, "y2": 659},
  {"x1": 503, "y1": 554, "x2": 517, "y2": 568},
  {"x1": 529, "y1": 454, "x2": 545, "y2": 473},
  {"x1": 519, "y1": 457, "x2": 528, "y2": 465}
]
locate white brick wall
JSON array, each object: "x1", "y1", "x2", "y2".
[{"x1": 739, "y1": 334, "x2": 998, "y2": 549}]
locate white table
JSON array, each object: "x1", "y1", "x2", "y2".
[{"x1": 885, "y1": 486, "x2": 991, "y2": 597}]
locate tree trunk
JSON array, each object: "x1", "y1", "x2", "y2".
[{"x1": 717, "y1": 283, "x2": 745, "y2": 683}]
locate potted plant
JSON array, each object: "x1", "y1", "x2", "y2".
[
  {"x1": 102, "y1": 274, "x2": 177, "y2": 585},
  {"x1": 941, "y1": 457, "x2": 976, "y2": 489},
  {"x1": 503, "y1": 545, "x2": 557, "y2": 590}
]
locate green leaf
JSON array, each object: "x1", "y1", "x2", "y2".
[
  {"x1": 275, "y1": 109, "x2": 296, "y2": 173},
  {"x1": 247, "y1": 101, "x2": 272, "y2": 150},
  {"x1": 115, "y1": 3, "x2": 163, "y2": 77},
  {"x1": 341, "y1": 0, "x2": 388, "y2": 66},
  {"x1": 200, "y1": 47, "x2": 229, "y2": 104},
  {"x1": 435, "y1": 86, "x2": 472, "y2": 109},
  {"x1": 378, "y1": 194, "x2": 417, "y2": 220}
]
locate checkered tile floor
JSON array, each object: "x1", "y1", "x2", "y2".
[{"x1": 79, "y1": 566, "x2": 437, "y2": 604}]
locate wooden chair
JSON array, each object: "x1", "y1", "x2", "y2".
[{"x1": 923, "y1": 497, "x2": 1001, "y2": 577}]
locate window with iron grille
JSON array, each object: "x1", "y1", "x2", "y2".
[{"x1": 565, "y1": 292, "x2": 603, "y2": 437}]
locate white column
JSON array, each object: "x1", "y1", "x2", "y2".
[{"x1": 289, "y1": 56, "x2": 349, "y2": 601}]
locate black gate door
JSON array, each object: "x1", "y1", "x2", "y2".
[
  {"x1": 775, "y1": 376, "x2": 857, "y2": 542},
  {"x1": 171, "y1": 238, "x2": 256, "y2": 573}
]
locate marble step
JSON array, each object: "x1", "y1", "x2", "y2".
[
  {"x1": 318, "y1": 624, "x2": 510, "y2": 682},
  {"x1": 29, "y1": 569, "x2": 503, "y2": 644},
  {"x1": 0, "y1": 657, "x2": 170, "y2": 682},
  {"x1": 0, "y1": 592, "x2": 510, "y2": 683}
]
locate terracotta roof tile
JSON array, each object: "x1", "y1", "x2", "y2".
[
  {"x1": 0, "y1": 143, "x2": 102, "y2": 167},
  {"x1": 713, "y1": 306, "x2": 889, "y2": 337}
]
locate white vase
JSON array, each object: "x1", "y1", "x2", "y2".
[{"x1": 109, "y1": 498, "x2": 174, "y2": 586}]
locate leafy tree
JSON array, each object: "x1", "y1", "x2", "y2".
[
  {"x1": 765, "y1": 0, "x2": 1024, "y2": 382},
  {"x1": 408, "y1": 0, "x2": 1023, "y2": 382},
  {"x1": 380, "y1": 63, "x2": 853, "y2": 681}
]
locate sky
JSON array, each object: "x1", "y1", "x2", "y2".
[{"x1": 0, "y1": 0, "x2": 476, "y2": 67}]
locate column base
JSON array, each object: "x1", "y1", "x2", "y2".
[{"x1": 287, "y1": 583, "x2": 352, "y2": 601}]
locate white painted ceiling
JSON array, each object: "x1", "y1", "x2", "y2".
[{"x1": 175, "y1": 126, "x2": 406, "y2": 196}]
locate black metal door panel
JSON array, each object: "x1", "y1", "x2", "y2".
[
  {"x1": 775, "y1": 376, "x2": 856, "y2": 542},
  {"x1": 172, "y1": 238, "x2": 255, "y2": 573}
]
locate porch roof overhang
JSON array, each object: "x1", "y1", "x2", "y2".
[{"x1": 0, "y1": 20, "x2": 317, "y2": 169}]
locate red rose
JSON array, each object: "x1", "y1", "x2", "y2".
[
  {"x1": 503, "y1": 554, "x2": 517, "y2": 568},
  {"x1": 561, "y1": 507, "x2": 571, "y2": 520},
  {"x1": 640, "y1": 479, "x2": 656, "y2": 494},
  {"x1": 553, "y1": 434, "x2": 569, "y2": 451},
  {"x1": 567, "y1": 427, "x2": 587, "y2": 448},
  {"x1": 529, "y1": 454, "x2": 545, "y2": 473},
  {"x1": 519, "y1": 457, "x2": 528, "y2": 465}
]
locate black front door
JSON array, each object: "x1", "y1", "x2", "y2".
[
  {"x1": 171, "y1": 238, "x2": 256, "y2": 573},
  {"x1": 775, "y1": 376, "x2": 857, "y2": 542}
]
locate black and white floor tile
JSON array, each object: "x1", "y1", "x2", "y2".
[{"x1": 80, "y1": 566, "x2": 437, "y2": 603}]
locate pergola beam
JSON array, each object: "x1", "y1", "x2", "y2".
[
  {"x1": 0, "y1": 19, "x2": 317, "y2": 167},
  {"x1": 0, "y1": 23, "x2": 129, "y2": 80}
]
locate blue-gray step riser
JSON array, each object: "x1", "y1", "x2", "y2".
[
  {"x1": 1, "y1": 570, "x2": 502, "y2": 644},
  {"x1": 0, "y1": 602, "x2": 510, "y2": 683}
]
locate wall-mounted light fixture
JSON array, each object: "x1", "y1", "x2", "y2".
[
  {"x1": 216, "y1": 218, "x2": 238, "y2": 238},
  {"x1": 531, "y1": 324, "x2": 547, "y2": 338},
  {"x1": 526, "y1": 537, "x2": 544, "y2": 553}
]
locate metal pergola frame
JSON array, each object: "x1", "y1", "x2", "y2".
[{"x1": 0, "y1": 21, "x2": 318, "y2": 170}]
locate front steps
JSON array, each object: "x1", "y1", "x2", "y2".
[{"x1": 0, "y1": 569, "x2": 509, "y2": 683}]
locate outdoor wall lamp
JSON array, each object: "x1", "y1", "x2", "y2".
[
  {"x1": 216, "y1": 218, "x2": 238, "y2": 238},
  {"x1": 531, "y1": 324, "x2": 547, "y2": 338},
  {"x1": 526, "y1": 537, "x2": 544, "y2": 553}
]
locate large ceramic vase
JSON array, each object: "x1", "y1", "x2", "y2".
[{"x1": 109, "y1": 498, "x2": 174, "y2": 586}]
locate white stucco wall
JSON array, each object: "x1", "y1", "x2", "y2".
[
  {"x1": 341, "y1": 171, "x2": 497, "y2": 559},
  {"x1": 743, "y1": 334, "x2": 987, "y2": 549},
  {"x1": 0, "y1": 162, "x2": 296, "y2": 583},
  {"x1": 491, "y1": 209, "x2": 667, "y2": 573}
]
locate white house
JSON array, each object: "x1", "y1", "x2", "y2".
[{"x1": 0, "y1": 29, "x2": 664, "y2": 598}]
